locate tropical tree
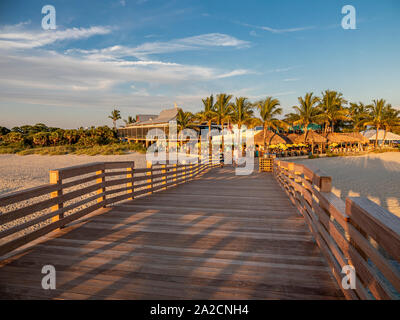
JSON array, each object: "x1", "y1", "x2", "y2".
[
  {"x1": 196, "y1": 95, "x2": 217, "y2": 156},
  {"x1": 3, "y1": 132, "x2": 24, "y2": 144},
  {"x1": 124, "y1": 116, "x2": 136, "y2": 125},
  {"x1": 316, "y1": 90, "x2": 348, "y2": 133},
  {"x1": 32, "y1": 132, "x2": 49, "y2": 146},
  {"x1": 363, "y1": 99, "x2": 388, "y2": 147},
  {"x1": 292, "y1": 92, "x2": 320, "y2": 140},
  {"x1": 348, "y1": 102, "x2": 370, "y2": 132},
  {"x1": 381, "y1": 105, "x2": 400, "y2": 146},
  {"x1": 63, "y1": 129, "x2": 79, "y2": 145},
  {"x1": 0, "y1": 126, "x2": 10, "y2": 136},
  {"x1": 283, "y1": 112, "x2": 300, "y2": 131},
  {"x1": 214, "y1": 93, "x2": 233, "y2": 152},
  {"x1": 231, "y1": 97, "x2": 255, "y2": 130},
  {"x1": 176, "y1": 108, "x2": 196, "y2": 134},
  {"x1": 256, "y1": 97, "x2": 284, "y2": 150},
  {"x1": 49, "y1": 129, "x2": 65, "y2": 145},
  {"x1": 108, "y1": 109, "x2": 121, "y2": 130}
]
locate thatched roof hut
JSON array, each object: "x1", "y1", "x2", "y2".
[
  {"x1": 287, "y1": 131, "x2": 326, "y2": 144},
  {"x1": 325, "y1": 133, "x2": 351, "y2": 143},
  {"x1": 343, "y1": 132, "x2": 370, "y2": 144},
  {"x1": 254, "y1": 131, "x2": 288, "y2": 146}
]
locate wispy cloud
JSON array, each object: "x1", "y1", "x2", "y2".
[
  {"x1": 283, "y1": 78, "x2": 300, "y2": 82},
  {"x1": 237, "y1": 21, "x2": 314, "y2": 34},
  {"x1": 0, "y1": 23, "x2": 112, "y2": 49},
  {"x1": 69, "y1": 33, "x2": 250, "y2": 60}
]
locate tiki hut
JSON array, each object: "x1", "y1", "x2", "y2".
[
  {"x1": 287, "y1": 131, "x2": 326, "y2": 154},
  {"x1": 288, "y1": 131, "x2": 327, "y2": 144},
  {"x1": 325, "y1": 133, "x2": 352, "y2": 144},
  {"x1": 343, "y1": 132, "x2": 369, "y2": 144},
  {"x1": 254, "y1": 131, "x2": 288, "y2": 147}
]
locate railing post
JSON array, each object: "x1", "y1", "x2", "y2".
[
  {"x1": 126, "y1": 162, "x2": 134, "y2": 200},
  {"x1": 319, "y1": 176, "x2": 332, "y2": 193},
  {"x1": 146, "y1": 161, "x2": 153, "y2": 194},
  {"x1": 96, "y1": 165, "x2": 106, "y2": 207},
  {"x1": 182, "y1": 163, "x2": 186, "y2": 182},
  {"x1": 49, "y1": 170, "x2": 63, "y2": 225},
  {"x1": 161, "y1": 164, "x2": 167, "y2": 190},
  {"x1": 173, "y1": 163, "x2": 177, "y2": 186}
]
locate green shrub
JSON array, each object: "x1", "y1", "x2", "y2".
[{"x1": 308, "y1": 154, "x2": 320, "y2": 159}]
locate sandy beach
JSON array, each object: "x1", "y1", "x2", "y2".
[
  {"x1": 0, "y1": 153, "x2": 147, "y2": 195},
  {"x1": 295, "y1": 152, "x2": 400, "y2": 217},
  {"x1": 1, "y1": 152, "x2": 399, "y2": 217}
]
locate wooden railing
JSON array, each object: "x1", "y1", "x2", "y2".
[
  {"x1": 273, "y1": 160, "x2": 400, "y2": 300},
  {"x1": 0, "y1": 158, "x2": 219, "y2": 257}
]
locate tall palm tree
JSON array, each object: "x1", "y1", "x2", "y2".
[
  {"x1": 214, "y1": 93, "x2": 233, "y2": 152},
  {"x1": 124, "y1": 116, "x2": 136, "y2": 125},
  {"x1": 364, "y1": 99, "x2": 388, "y2": 148},
  {"x1": 108, "y1": 109, "x2": 121, "y2": 130},
  {"x1": 256, "y1": 97, "x2": 284, "y2": 150},
  {"x1": 196, "y1": 95, "x2": 217, "y2": 155},
  {"x1": 316, "y1": 90, "x2": 348, "y2": 133},
  {"x1": 292, "y1": 92, "x2": 320, "y2": 140},
  {"x1": 176, "y1": 108, "x2": 196, "y2": 134},
  {"x1": 231, "y1": 97, "x2": 255, "y2": 130},
  {"x1": 349, "y1": 102, "x2": 370, "y2": 132},
  {"x1": 381, "y1": 104, "x2": 400, "y2": 146}
]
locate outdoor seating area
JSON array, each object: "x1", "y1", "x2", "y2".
[{"x1": 253, "y1": 130, "x2": 393, "y2": 158}]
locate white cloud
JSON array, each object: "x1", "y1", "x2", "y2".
[
  {"x1": 238, "y1": 22, "x2": 313, "y2": 34},
  {"x1": 0, "y1": 24, "x2": 253, "y2": 123},
  {"x1": 0, "y1": 25, "x2": 112, "y2": 49},
  {"x1": 68, "y1": 33, "x2": 249, "y2": 60},
  {"x1": 283, "y1": 78, "x2": 300, "y2": 82}
]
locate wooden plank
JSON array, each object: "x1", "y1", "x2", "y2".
[
  {"x1": 0, "y1": 184, "x2": 58, "y2": 206},
  {"x1": 346, "y1": 197, "x2": 400, "y2": 263}
]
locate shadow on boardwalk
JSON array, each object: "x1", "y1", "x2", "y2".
[{"x1": 0, "y1": 166, "x2": 344, "y2": 299}]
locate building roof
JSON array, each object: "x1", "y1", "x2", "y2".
[
  {"x1": 136, "y1": 114, "x2": 157, "y2": 122},
  {"x1": 125, "y1": 107, "x2": 178, "y2": 127},
  {"x1": 362, "y1": 129, "x2": 400, "y2": 141}
]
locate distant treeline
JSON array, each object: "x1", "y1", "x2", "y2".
[{"x1": 0, "y1": 124, "x2": 118, "y2": 147}]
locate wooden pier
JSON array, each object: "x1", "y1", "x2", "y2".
[{"x1": 0, "y1": 159, "x2": 399, "y2": 299}]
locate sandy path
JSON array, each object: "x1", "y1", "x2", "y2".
[
  {"x1": 0, "y1": 153, "x2": 146, "y2": 195},
  {"x1": 294, "y1": 152, "x2": 400, "y2": 217}
]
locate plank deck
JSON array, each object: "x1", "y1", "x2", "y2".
[{"x1": 0, "y1": 166, "x2": 344, "y2": 299}]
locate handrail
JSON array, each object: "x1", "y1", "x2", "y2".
[
  {"x1": 273, "y1": 159, "x2": 400, "y2": 300},
  {"x1": 0, "y1": 157, "x2": 219, "y2": 257}
]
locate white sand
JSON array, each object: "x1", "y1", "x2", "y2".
[
  {"x1": 0, "y1": 153, "x2": 146, "y2": 195},
  {"x1": 294, "y1": 152, "x2": 400, "y2": 217}
]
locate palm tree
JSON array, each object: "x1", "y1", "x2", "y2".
[
  {"x1": 124, "y1": 116, "x2": 136, "y2": 125},
  {"x1": 292, "y1": 92, "x2": 320, "y2": 140},
  {"x1": 316, "y1": 90, "x2": 348, "y2": 133},
  {"x1": 349, "y1": 102, "x2": 370, "y2": 132},
  {"x1": 363, "y1": 99, "x2": 388, "y2": 148},
  {"x1": 231, "y1": 97, "x2": 255, "y2": 130},
  {"x1": 256, "y1": 97, "x2": 284, "y2": 150},
  {"x1": 214, "y1": 93, "x2": 233, "y2": 152},
  {"x1": 196, "y1": 95, "x2": 217, "y2": 157},
  {"x1": 381, "y1": 105, "x2": 400, "y2": 146},
  {"x1": 108, "y1": 109, "x2": 121, "y2": 130},
  {"x1": 176, "y1": 108, "x2": 196, "y2": 134}
]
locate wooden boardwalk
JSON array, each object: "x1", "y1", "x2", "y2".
[{"x1": 0, "y1": 166, "x2": 344, "y2": 299}]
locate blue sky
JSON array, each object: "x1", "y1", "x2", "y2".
[{"x1": 0, "y1": 0, "x2": 399, "y2": 128}]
